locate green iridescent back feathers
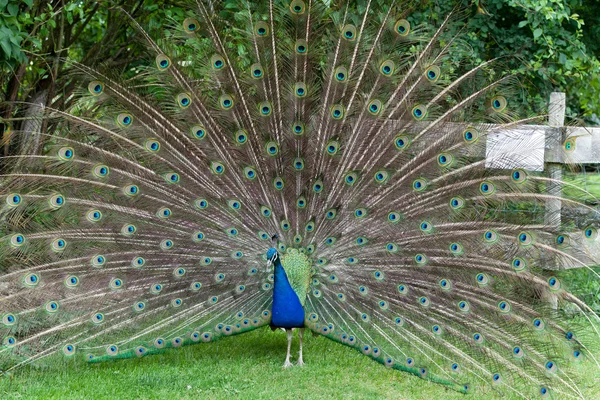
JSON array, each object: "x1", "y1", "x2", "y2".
[
  {"x1": 1, "y1": 0, "x2": 600, "y2": 397},
  {"x1": 280, "y1": 249, "x2": 312, "y2": 306}
]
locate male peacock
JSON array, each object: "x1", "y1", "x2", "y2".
[{"x1": 1, "y1": 0, "x2": 600, "y2": 398}]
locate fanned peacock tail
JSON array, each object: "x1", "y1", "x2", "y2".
[{"x1": 2, "y1": 1, "x2": 600, "y2": 397}]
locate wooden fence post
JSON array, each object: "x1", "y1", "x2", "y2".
[
  {"x1": 545, "y1": 92, "x2": 565, "y2": 238},
  {"x1": 543, "y1": 92, "x2": 565, "y2": 310}
]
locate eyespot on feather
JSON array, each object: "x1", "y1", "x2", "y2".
[
  {"x1": 334, "y1": 66, "x2": 348, "y2": 82},
  {"x1": 294, "y1": 82, "x2": 307, "y2": 98},
  {"x1": 490, "y1": 95, "x2": 507, "y2": 112},
  {"x1": 289, "y1": 0, "x2": 306, "y2": 14},
  {"x1": 88, "y1": 81, "x2": 104, "y2": 96},
  {"x1": 344, "y1": 171, "x2": 359, "y2": 186},
  {"x1": 177, "y1": 93, "x2": 192, "y2": 108},
  {"x1": 463, "y1": 127, "x2": 479, "y2": 143},
  {"x1": 330, "y1": 104, "x2": 345, "y2": 120},
  {"x1": 326, "y1": 139, "x2": 340, "y2": 155},
  {"x1": 379, "y1": 60, "x2": 395, "y2": 76},
  {"x1": 58, "y1": 147, "x2": 75, "y2": 160},
  {"x1": 564, "y1": 138, "x2": 575, "y2": 152},
  {"x1": 425, "y1": 65, "x2": 440, "y2": 82},
  {"x1": 219, "y1": 94, "x2": 234, "y2": 110},
  {"x1": 116, "y1": 113, "x2": 133, "y2": 127},
  {"x1": 254, "y1": 21, "x2": 269, "y2": 37},
  {"x1": 394, "y1": 19, "x2": 410, "y2": 36},
  {"x1": 191, "y1": 125, "x2": 207, "y2": 140},
  {"x1": 342, "y1": 24, "x2": 357, "y2": 40},
  {"x1": 411, "y1": 105, "x2": 427, "y2": 120},
  {"x1": 6, "y1": 193, "x2": 22, "y2": 207},
  {"x1": 155, "y1": 54, "x2": 171, "y2": 71},
  {"x1": 183, "y1": 18, "x2": 199, "y2": 34},
  {"x1": 295, "y1": 39, "x2": 308, "y2": 54},
  {"x1": 250, "y1": 63, "x2": 264, "y2": 79},
  {"x1": 258, "y1": 101, "x2": 272, "y2": 116},
  {"x1": 367, "y1": 99, "x2": 383, "y2": 116},
  {"x1": 211, "y1": 54, "x2": 226, "y2": 70}
]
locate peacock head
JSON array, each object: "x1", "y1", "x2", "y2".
[{"x1": 266, "y1": 248, "x2": 279, "y2": 268}]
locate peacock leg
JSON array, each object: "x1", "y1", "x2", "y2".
[
  {"x1": 297, "y1": 328, "x2": 305, "y2": 366},
  {"x1": 283, "y1": 328, "x2": 294, "y2": 368}
]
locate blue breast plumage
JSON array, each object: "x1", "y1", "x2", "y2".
[{"x1": 271, "y1": 261, "x2": 305, "y2": 329}]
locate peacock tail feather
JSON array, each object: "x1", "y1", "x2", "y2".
[{"x1": 1, "y1": 1, "x2": 599, "y2": 397}]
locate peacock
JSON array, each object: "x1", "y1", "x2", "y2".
[{"x1": 1, "y1": 0, "x2": 600, "y2": 398}]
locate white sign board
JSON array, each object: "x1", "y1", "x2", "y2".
[
  {"x1": 563, "y1": 127, "x2": 600, "y2": 164},
  {"x1": 485, "y1": 126, "x2": 546, "y2": 171}
]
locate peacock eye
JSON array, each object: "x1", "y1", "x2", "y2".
[
  {"x1": 344, "y1": 171, "x2": 358, "y2": 185},
  {"x1": 251, "y1": 63, "x2": 264, "y2": 79},
  {"x1": 379, "y1": 60, "x2": 395, "y2": 76},
  {"x1": 294, "y1": 82, "x2": 307, "y2": 97},
  {"x1": 367, "y1": 99, "x2": 383, "y2": 115},
  {"x1": 342, "y1": 24, "x2": 356, "y2": 40},
  {"x1": 411, "y1": 105, "x2": 427, "y2": 120},
  {"x1": 88, "y1": 81, "x2": 104, "y2": 95},
  {"x1": 295, "y1": 39, "x2": 308, "y2": 54},
  {"x1": 293, "y1": 157, "x2": 304, "y2": 170},
  {"x1": 290, "y1": 0, "x2": 306, "y2": 14},
  {"x1": 164, "y1": 172, "x2": 180, "y2": 183},
  {"x1": 326, "y1": 140, "x2": 340, "y2": 155},
  {"x1": 244, "y1": 166, "x2": 257, "y2": 179},
  {"x1": 330, "y1": 104, "x2": 345, "y2": 120},
  {"x1": 490, "y1": 95, "x2": 507, "y2": 111},
  {"x1": 564, "y1": 138, "x2": 575, "y2": 152},
  {"x1": 11, "y1": 233, "x2": 25, "y2": 247},
  {"x1": 394, "y1": 19, "x2": 410, "y2": 36},
  {"x1": 211, "y1": 54, "x2": 226, "y2": 70},
  {"x1": 334, "y1": 66, "x2": 348, "y2": 83},
  {"x1": 183, "y1": 17, "x2": 199, "y2": 33},
  {"x1": 177, "y1": 93, "x2": 192, "y2": 108},
  {"x1": 254, "y1": 21, "x2": 269, "y2": 37},
  {"x1": 394, "y1": 135, "x2": 410, "y2": 150},
  {"x1": 156, "y1": 54, "x2": 171, "y2": 70},
  {"x1": 117, "y1": 113, "x2": 133, "y2": 127},
  {"x1": 273, "y1": 177, "x2": 284, "y2": 190},
  {"x1": 425, "y1": 66, "x2": 440, "y2": 82}
]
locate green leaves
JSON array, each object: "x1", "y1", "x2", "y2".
[
  {"x1": 416, "y1": 0, "x2": 600, "y2": 121},
  {"x1": 6, "y1": 2, "x2": 18, "y2": 16},
  {"x1": 0, "y1": 1, "x2": 28, "y2": 63}
]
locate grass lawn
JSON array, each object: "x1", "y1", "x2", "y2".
[
  {"x1": 2, "y1": 326, "x2": 599, "y2": 399},
  {"x1": 0, "y1": 326, "x2": 531, "y2": 400},
  {"x1": 564, "y1": 173, "x2": 600, "y2": 201}
]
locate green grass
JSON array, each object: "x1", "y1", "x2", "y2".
[
  {"x1": 2, "y1": 327, "x2": 599, "y2": 399},
  {"x1": 0, "y1": 327, "x2": 505, "y2": 400},
  {"x1": 564, "y1": 173, "x2": 600, "y2": 200}
]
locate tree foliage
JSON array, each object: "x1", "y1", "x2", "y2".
[
  {"x1": 0, "y1": 0, "x2": 186, "y2": 157},
  {"x1": 1, "y1": 0, "x2": 599, "y2": 122},
  {"x1": 407, "y1": 0, "x2": 599, "y2": 121}
]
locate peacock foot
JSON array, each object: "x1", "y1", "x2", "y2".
[
  {"x1": 296, "y1": 359, "x2": 305, "y2": 367},
  {"x1": 282, "y1": 360, "x2": 294, "y2": 369}
]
